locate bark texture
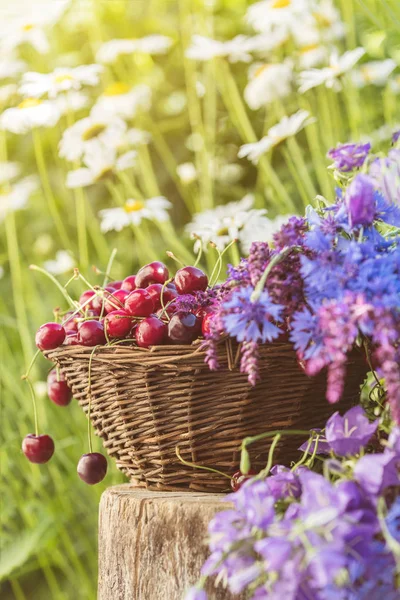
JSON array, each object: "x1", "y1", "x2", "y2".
[{"x1": 98, "y1": 485, "x2": 244, "y2": 600}]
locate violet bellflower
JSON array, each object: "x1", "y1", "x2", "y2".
[
  {"x1": 345, "y1": 173, "x2": 376, "y2": 228},
  {"x1": 327, "y1": 142, "x2": 371, "y2": 172},
  {"x1": 325, "y1": 406, "x2": 378, "y2": 456}
]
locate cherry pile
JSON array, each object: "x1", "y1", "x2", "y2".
[{"x1": 24, "y1": 262, "x2": 212, "y2": 484}]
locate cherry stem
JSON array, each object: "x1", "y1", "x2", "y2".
[
  {"x1": 166, "y1": 251, "x2": 185, "y2": 267},
  {"x1": 29, "y1": 265, "x2": 75, "y2": 308},
  {"x1": 25, "y1": 377, "x2": 39, "y2": 437},
  {"x1": 22, "y1": 349, "x2": 41, "y2": 380},
  {"x1": 175, "y1": 445, "x2": 231, "y2": 480},
  {"x1": 102, "y1": 248, "x2": 118, "y2": 288},
  {"x1": 209, "y1": 238, "x2": 238, "y2": 287}
]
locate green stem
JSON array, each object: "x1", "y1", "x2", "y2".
[
  {"x1": 175, "y1": 445, "x2": 231, "y2": 480},
  {"x1": 258, "y1": 433, "x2": 281, "y2": 477},
  {"x1": 29, "y1": 265, "x2": 75, "y2": 307},
  {"x1": 251, "y1": 247, "x2": 298, "y2": 301},
  {"x1": 25, "y1": 378, "x2": 39, "y2": 436},
  {"x1": 32, "y1": 129, "x2": 71, "y2": 250},
  {"x1": 242, "y1": 429, "x2": 312, "y2": 450}
]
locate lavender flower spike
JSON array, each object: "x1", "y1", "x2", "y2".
[
  {"x1": 345, "y1": 173, "x2": 376, "y2": 228},
  {"x1": 325, "y1": 406, "x2": 378, "y2": 456},
  {"x1": 327, "y1": 141, "x2": 371, "y2": 172}
]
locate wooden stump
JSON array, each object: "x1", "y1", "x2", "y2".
[{"x1": 98, "y1": 485, "x2": 244, "y2": 600}]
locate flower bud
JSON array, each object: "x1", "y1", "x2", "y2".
[{"x1": 345, "y1": 174, "x2": 376, "y2": 228}]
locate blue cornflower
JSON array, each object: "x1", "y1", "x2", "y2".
[
  {"x1": 221, "y1": 286, "x2": 283, "y2": 344},
  {"x1": 327, "y1": 142, "x2": 371, "y2": 172},
  {"x1": 290, "y1": 308, "x2": 324, "y2": 360}
]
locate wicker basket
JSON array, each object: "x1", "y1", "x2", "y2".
[{"x1": 45, "y1": 341, "x2": 367, "y2": 492}]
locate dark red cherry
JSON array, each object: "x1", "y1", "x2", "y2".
[
  {"x1": 125, "y1": 289, "x2": 154, "y2": 317},
  {"x1": 35, "y1": 322, "x2": 66, "y2": 351},
  {"x1": 63, "y1": 311, "x2": 78, "y2": 333},
  {"x1": 91, "y1": 286, "x2": 116, "y2": 312},
  {"x1": 65, "y1": 332, "x2": 79, "y2": 345},
  {"x1": 202, "y1": 312, "x2": 214, "y2": 336},
  {"x1": 230, "y1": 469, "x2": 257, "y2": 492},
  {"x1": 175, "y1": 266, "x2": 208, "y2": 295},
  {"x1": 79, "y1": 289, "x2": 96, "y2": 308},
  {"x1": 136, "y1": 316, "x2": 167, "y2": 348},
  {"x1": 47, "y1": 369, "x2": 72, "y2": 406},
  {"x1": 78, "y1": 320, "x2": 106, "y2": 346},
  {"x1": 77, "y1": 452, "x2": 107, "y2": 484},
  {"x1": 22, "y1": 434, "x2": 55, "y2": 464},
  {"x1": 108, "y1": 280, "x2": 123, "y2": 290},
  {"x1": 135, "y1": 262, "x2": 169, "y2": 288},
  {"x1": 167, "y1": 312, "x2": 201, "y2": 344},
  {"x1": 104, "y1": 310, "x2": 132, "y2": 338},
  {"x1": 121, "y1": 275, "x2": 136, "y2": 292},
  {"x1": 146, "y1": 283, "x2": 178, "y2": 311},
  {"x1": 104, "y1": 289, "x2": 129, "y2": 314}
]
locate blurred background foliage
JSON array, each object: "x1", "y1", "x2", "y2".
[{"x1": 1, "y1": 0, "x2": 400, "y2": 598}]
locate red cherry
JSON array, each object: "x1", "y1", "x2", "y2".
[
  {"x1": 125, "y1": 289, "x2": 154, "y2": 317},
  {"x1": 121, "y1": 275, "x2": 136, "y2": 292},
  {"x1": 168, "y1": 312, "x2": 201, "y2": 344},
  {"x1": 77, "y1": 453, "x2": 107, "y2": 485},
  {"x1": 79, "y1": 289, "x2": 96, "y2": 308},
  {"x1": 202, "y1": 312, "x2": 214, "y2": 336},
  {"x1": 136, "y1": 316, "x2": 167, "y2": 348},
  {"x1": 63, "y1": 311, "x2": 78, "y2": 333},
  {"x1": 108, "y1": 280, "x2": 123, "y2": 290},
  {"x1": 91, "y1": 286, "x2": 116, "y2": 312},
  {"x1": 104, "y1": 289, "x2": 129, "y2": 314},
  {"x1": 135, "y1": 262, "x2": 169, "y2": 288},
  {"x1": 78, "y1": 320, "x2": 106, "y2": 346},
  {"x1": 104, "y1": 310, "x2": 132, "y2": 338},
  {"x1": 65, "y1": 332, "x2": 79, "y2": 345},
  {"x1": 146, "y1": 283, "x2": 178, "y2": 311},
  {"x1": 22, "y1": 434, "x2": 55, "y2": 464},
  {"x1": 35, "y1": 322, "x2": 66, "y2": 351},
  {"x1": 47, "y1": 369, "x2": 72, "y2": 406},
  {"x1": 230, "y1": 469, "x2": 257, "y2": 492},
  {"x1": 175, "y1": 266, "x2": 208, "y2": 295}
]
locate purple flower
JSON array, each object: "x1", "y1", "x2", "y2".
[
  {"x1": 298, "y1": 429, "x2": 331, "y2": 455},
  {"x1": 345, "y1": 174, "x2": 376, "y2": 228},
  {"x1": 255, "y1": 537, "x2": 292, "y2": 570},
  {"x1": 240, "y1": 340, "x2": 260, "y2": 386},
  {"x1": 328, "y1": 142, "x2": 371, "y2": 172},
  {"x1": 247, "y1": 242, "x2": 271, "y2": 287},
  {"x1": 392, "y1": 130, "x2": 400, "y2": 144},
  {"x1": 325, "y1": 406, "x2": 378, "y2": 456},
  {"x1": 353, "y1": 452, "x2": 400, "y2": 495},
  {"x1": 266, "y1": 469, "x2": 302, "y2": 500},
  {"x1": 221, "y1": 286, "x2": 283, "y2": 344},
  {"x1": 185, "y1": 588, "x2": 207, "y2": 600}
]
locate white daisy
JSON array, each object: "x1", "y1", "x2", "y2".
[
  {"x1": 0, "y1": 84, "x2": 18, "y2": 107},
  {"x1": 177, "y1": 162, "x2": 197, "y2": 184},
  {"x1": 186, "y1": 194, "x2": 263, "y2": 251},
  {"x1": 186, "y1": 34, "x2": 255, "y2": 63},
  {"x1": 0, "y1": 98, "x2": 61, "y2": 134},
  {"x1": 59, "y1": 114, "x2": 127, "y2": 162},
  {"x1": 19, "y1": 65, "x2": 103, "y2": 99},
  {"x1": 55, "y1": 91, "x2": 89, "y2": 115},
  {"x1": 240, "y1": 214, "x2": 291, "y2": 253},
  {"x1": 351, "y1": 59, "x2": 397, "y2": 88},
  {"x1": 0, "y1": 55, "x2": 27, "y2": 79},
  {"x1": 99, "y1": 197, "x2": 172, "y2": 232},
  {"x1": 43, "y1": 250, "x2": 75, "y2": 274},
  {"x1": 0, "y1": 0, "x2": 70, "y2": 54},
  {"x1": 66, "y1": 145, "x2": 136, "y2": 189},
  {"x1": 311, "y1": 0, "x2": 345, "y2": 41},
  {"x1": 238, "y1": 110, "x2": 316, "y2": 164},
  {"x1": 0, "y1": 161, "x2": 21, "y2": 184},
  {"x1": 297, "y1": 43, "x2": 328, "y2": 69},
  {"x1": 246, "y1": 0, "x2": 309, "y2": 34},
  {"x1": 125, "y1": 128, "x2": 151, "y2": 146},
  {"x1": 91, "y1": 83, "x2": 151, "y2": 119},
  {"x1": 244, "y1": 62, "x2": 293, "y2": 110},
  {"x1": 0, "y1": 175, "x2": 38, "y2": 222},
  {"x1": 96, "y1": 35, "x2": 173, "y2": 64},
  {"x1": 298, "y1": 47, "x2": 365, "y2": 93}
]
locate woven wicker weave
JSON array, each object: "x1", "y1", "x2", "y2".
[{"x1": 45, "y1": 341, "x2": 367, "y2": 492}]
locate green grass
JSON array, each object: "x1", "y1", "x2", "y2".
[{"x1": 1, "y1": 0, "x2": 399, "y2": 597}]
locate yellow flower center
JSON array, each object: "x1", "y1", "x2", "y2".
[
  {"x1": 216, "y1": 226, "x2": 230, "y2": 236},
  {"x1": 360, "y1": 66, "x2": 373, "y2": 82},
  {"x1": 254, "y1": 64, "x2": 272, "y2": 78},
  {"x1": 313, "y1": 12, "x2": 333, "y2": 27},
  {"x1": 300, "y1": 44, "x2": 319, "y2": 54},
  {"x1": 54, "y1": 74, "x2": 74, "y2": 83},
  {"x1": 103, "y1": 82, "x2": 131, "y2": 96},
  {"x1": 271, "y1": 0, "x2": 291, "y2": 8},
  {"x1": 18, "y1": 98, "x2": 42, "y2": 109},
  {"x1": 82, "y1": 123, "x2": 106, "y2": 141},
  {"x1": 124, "y1": 200, "x2": 145, "y2": 213},
  {"x1": 22, "y1": 24, "x2": 34, "y2": 31}
]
